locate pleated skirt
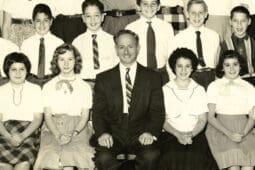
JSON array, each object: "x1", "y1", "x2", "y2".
[
  {"x1": 0, "y1": 120, "x2": 40, "y2": 165},
  {"x1": 34, "y1": 114, "x2": 95, "y2": 170},
  {"x1": 206, "y1": 114, "x2": 255, "y2": 169}
]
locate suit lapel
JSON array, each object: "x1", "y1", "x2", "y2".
[
  {"x1": 129, "y1": 64, "x2": 144, "y2": 116},
  {"x1": 111, "y1": 65, "x2": 123, "y2": 113},
  {"x1": 250, "y1": 37, "x2": 255, "y2": 69}
]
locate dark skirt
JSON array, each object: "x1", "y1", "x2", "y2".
[
  {"x1": 158, "y1": 131, "x2": 217, "y2": 170},
  {"x1": 0, "y1": 120, "x2": 40, "y2": 165}
]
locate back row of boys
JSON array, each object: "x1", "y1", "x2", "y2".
[{"x1": 0, "y1": 0, "x2": 254, "y2": 88}]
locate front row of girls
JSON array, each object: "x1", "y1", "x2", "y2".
[
  {"x1": 0, "y1": 45, "x2": 95, "y2": 170},
  {"x1": 0, "y1": 42, "x2": 255, "y2": 170}
]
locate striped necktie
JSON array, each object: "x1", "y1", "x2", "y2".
[
  {"x1": 92, "y1": 34, "x2": 100, "y2": 69},
  {"x1": 38, "y1": 37, "x2": 45, "y2": 78},
  {"x1": 125, "y1": 68, "x2": 132, "y2": 112},
  {"x1": 147, "y1": 21, "x2": 157, "y2": 69}
]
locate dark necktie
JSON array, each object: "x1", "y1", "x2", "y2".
[
  {"x1": 195, "y1": 31, "x2": 206, "y2": 67},
  {"x1": 38, "y1": 37, "x2": 45, "y2": 78},
  {"x1": 232, "y1": 34, "x2": 249, "y2": 74},
  {"x1": 125, "y1": 68, "x2": 132, "y2": 112},
  {"x1": 147, "y1": 22, "x2": 157, "y2": 69},
  {"x1": 92, "y1": 34, "x2": 100, "y2": 69}
]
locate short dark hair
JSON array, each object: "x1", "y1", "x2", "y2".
[
  {"x1": 50, "y1": 44, "x2": 82, "y2": 75},
  {"x1": 82, "y1": 0, "x2": 104, "y2": 14},
  {"x1": 230, "y1": 6, "x2": 250, "y2": 19},
  {"x1": 169, "y1": 48, "x2": 198, "y2": 75},
  {"x1": 187, "y1": 0, "x2": 208, "y2": 12},
  {"x1": 216, "y1": 50, "x2": 246, "y2": 78},
  {"x1": 3, "y1": 52, "x2": 31, "y2": 78},
  {"x1": 32, "y1": 3, "x2": 53, "y2": 20},
  {"x1": 114, "y1": 29, "x2": 139, "y2": 46},
  {"x1": 136, "y1": 0, "x2": 160, "y2": 5}
]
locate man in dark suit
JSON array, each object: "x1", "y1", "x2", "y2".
[{"x1": 91, "y1": 29, "x2": 165, "y2": 170}]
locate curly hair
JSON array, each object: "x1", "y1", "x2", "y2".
[
  {"x1": 3, "y1": 52, "x2": 31, "y2": 78},
  {"x1": 168, "y1": 48, "x2": 198, "y2": 75},
  {"x1": 50, "y1": 43, "x2": 82, "y2": 75}
]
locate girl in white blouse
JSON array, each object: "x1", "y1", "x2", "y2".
[
  {"x1": 159, "y1": 48, "x2": 217, "y2": 170},
  {"x1": 206, "y1": 50, "x2": 255, "y2": 170},
  {"x1": 34, "y1": 44, "x2": 95, "y2": 170},
  {"x1": 0, "y1": 52, "x2": 43, "y2": 170}
]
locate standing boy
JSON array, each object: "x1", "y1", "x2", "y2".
[
  {"x1": 174, "y1": 0, "x2": 220, "y2": 88},
  {"x1": 21, "y1": 4, "x2": 64, "y2": 84},
  {"x1": 221, "y1": 6, "x2": 255, "y2": 81},
  {"x1": 72, "y1": 0, "x2": 118, "y2": 81},
  {"x1": 126, "y1": 0, "x2": 174, "y2": 74}
]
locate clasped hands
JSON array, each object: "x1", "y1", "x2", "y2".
[
  {"x1": 98, "y1": 132, "x2": 157, "y2": 148},
  {"x1": 176, "y1": 131, "x2": 193, "y2": 145},
  {"x1": 56, "y1": 130, "x2": 79, "y2": 145},
  {"x1": 226, "y1": 131, "x2": 244, "y2": 143}
]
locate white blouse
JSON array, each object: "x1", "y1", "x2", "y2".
[
  {"x1": 42, "y1": 75, "x2": 92, "y2": 116},
  {"x1": 0, "y1": 81, "x2": 43, "y2": 121},
  {"x1": 163, "y1": 79, "x2": 208, "y2": 132},
  {"x1": 207, "y1": 77, "x2": 255, "y2": 115}
]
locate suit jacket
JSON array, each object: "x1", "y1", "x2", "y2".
[{"x1": 92, "y1": 63, "x2": 165, "y2": 142}]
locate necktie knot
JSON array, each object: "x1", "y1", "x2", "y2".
[
  {"x1": 126, "y1": 67, "x2": 130, "y2": 74},
  {"x1": 40, "y1": 37, "x2": 44, "y2": 43},
  {"x1": 147, "y1": 21, "x2": 152, "y2": 26},
  {"x1": 92, "y1": 34, "x2": 97, "y2": 39},
  {"x1": 195, "y1": 31, "x2": 201, "y2": 36}
]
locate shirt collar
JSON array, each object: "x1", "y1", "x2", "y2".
[
  {"x1": 140, "y1": 15, "x2": 157, "y2": 23},
  {"x1": 119, "y1": 62, "x2": 137, "y2": 74},
  {"x1": 232, "y1": 33, "x2": 249, "y2": 41},
  {"x1": 87, "y1": 28, "x2": 103, "y2": 37},
  {"x1": 221, "y1": 76, "x2": 242, "y2": 84},
  {"x1": 188, "y1": 25, "x2": 206, "y2": 33},
  {"x1": 166, "y1": 78, "x2": 199, "y2": 90},
  {"x1": 35, "y1": 32, "x2": 51, "y2": 39}
]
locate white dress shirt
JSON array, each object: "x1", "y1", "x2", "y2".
[
  {"x1": 21, "y1": 32, "x2": 64, "y2": 75},
  {"x1": 0, "y1": 81, "x2": 43, "y2": 121},
  {"x1": 72, "y1": 29, "x2": 118, "y2": 79},
  {"x1": 119, "y1": 62, "x2": 137, "y2": 113},
  {"x1": 3, "y1": 0, "x2": 57, "y2": 19},
  {"x1": 42, "y1": 75, "x2": 92, "y2": 116},
  {"x1": 0, "y1": 38, "x2": 19, "y2": 76},
  {"x1": 207, "y1": 77, "x2": 255, "y2": 115},
  {"x1": 174, "y1": 25, "x2": 220, "y2": 68},
  {"x1": 126, "y1": 16, "x2": 175, "y2": 68},
  {"x1": 163, "y1": 79, "x2": 208, "y2": 132}
]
